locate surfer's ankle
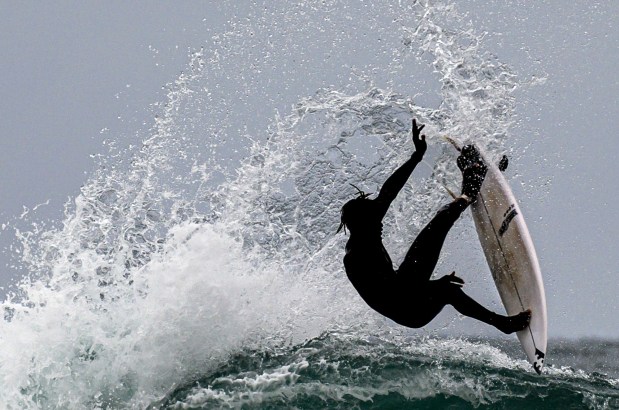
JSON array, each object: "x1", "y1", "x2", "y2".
[
  {"x1": 456, "y1": 145, "x2": 482, "y2": 171},
  {"x1": 456, "y1": 194, "x2": 472, "y2": 204}
]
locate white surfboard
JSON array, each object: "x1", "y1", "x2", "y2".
[{"x1": 446, "y1": 139, "x2": 548, "y2": 374}]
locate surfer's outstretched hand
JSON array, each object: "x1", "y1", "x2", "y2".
[
  {"x1": 439, "y1": 271, "x2": 465, "y2": 288},
  {"x1": 412, "y1": 118, "x2": 427, "y2": 157}
]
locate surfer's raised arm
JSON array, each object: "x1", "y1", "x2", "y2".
[{"x1": 375, "y1": 119, "x2": 427, "y2": 215}]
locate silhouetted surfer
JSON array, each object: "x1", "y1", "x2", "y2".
[{"x1": 338, "y1": 119, "x2": 531, "y2": 333}]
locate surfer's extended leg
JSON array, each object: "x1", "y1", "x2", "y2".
[
  {"x1": 392, "y1": 277, "x2": 530, "y2": 333},
  {"x1": 437, "y1": 281, "x2": 531, "y2": 334}
]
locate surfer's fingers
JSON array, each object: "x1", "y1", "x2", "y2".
[{"x1": 412, "y1": 119, "x2": 425, "y2": 133}]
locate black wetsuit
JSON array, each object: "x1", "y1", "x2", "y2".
[{"x1": 343, "y1": 152, "x2": 504, "y2": 329}]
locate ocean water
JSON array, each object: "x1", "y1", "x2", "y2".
[
  {"x1": 156, "y1": 334, "x2": 619, "y2": 409},
  {"x1": 1, "y1": 0, "x2": 617, "y2": 408}
]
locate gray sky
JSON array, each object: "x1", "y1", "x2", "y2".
[{"x1": 1, "y1": 1, "x2": 618, "y2": 339}]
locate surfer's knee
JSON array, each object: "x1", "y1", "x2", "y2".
[
  {"x1": 440, "y1": 282, "x2": 468, "y2": 305},
  {"x1": 422, "y1": 280, "x2": 460, "y2": 308}
]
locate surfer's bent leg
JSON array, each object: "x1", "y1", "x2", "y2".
[{"x1": 396, "y1": 198, "x2": 468, "y2": 283}]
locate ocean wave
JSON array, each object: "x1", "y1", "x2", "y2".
[{"x1": 157, "y1": 332, "x2": 619, "y2": 409}]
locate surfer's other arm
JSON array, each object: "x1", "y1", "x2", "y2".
[{"x1": 375, "y1": 119, "x2": 426, "y2": 215}]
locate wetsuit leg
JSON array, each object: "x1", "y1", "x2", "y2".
[
  {"x1": 397, "y1": 280, "x2": 504, "y2": 330},
  {"x1": 439, "y1": 281, "x2": 530, "y2": 333},
  {"x1": 396, "y1": 198, "x2": 468, "y2": 283},
  {"x1": 439, "y1": 283, "x2": 503, "y2": 328}
]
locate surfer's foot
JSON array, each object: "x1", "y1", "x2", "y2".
[
  {"x1": 496, "y1": 309, "x2": 532, "y2": 334},
  {"x1": 458, "y1": 145, "x2": 487, "y2": 202},
  {"x1": 457, "y1": 145, "x2": 481, "y2": 170}
]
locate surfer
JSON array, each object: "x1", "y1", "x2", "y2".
[{"x1": 338, "y1": 119, "x2": 531, "y2": 333}]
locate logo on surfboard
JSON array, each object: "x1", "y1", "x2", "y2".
[{"x1": 499, "y1": 204, "x2": 518, "y2": 236}]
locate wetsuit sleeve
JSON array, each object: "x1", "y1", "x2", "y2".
[{"x1": 374, "y1": 151, "x2": 423, "y2": 217}]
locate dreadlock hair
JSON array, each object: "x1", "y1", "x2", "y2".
[{"x1": 336, "y1": 184, "x2": 373, "y2": 234}]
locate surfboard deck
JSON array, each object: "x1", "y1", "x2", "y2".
[{"x1": 447, "y1": 139, "x2": 548, "y2": 374}]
